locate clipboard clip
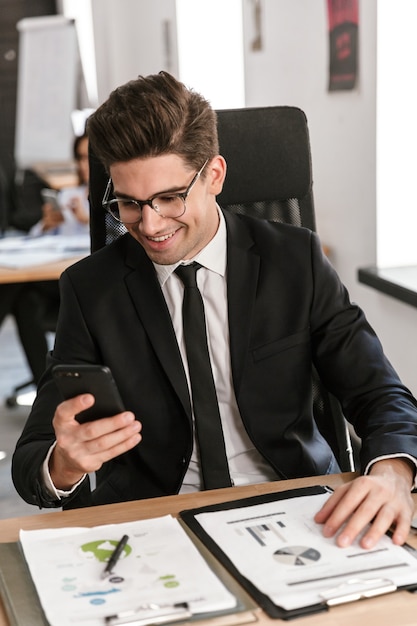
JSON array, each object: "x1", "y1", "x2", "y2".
[
  {"x1": 105, "y1": 602, "x2": 192, "y2": 626},
  {"x1": 320, "y1": 577, "x2": 397, "y2": 606}
]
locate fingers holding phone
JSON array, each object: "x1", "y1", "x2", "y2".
[
  {"x1": 50, "y1": 365, "x2": 142, "y2": 489},
  {"x1": 50, "y1": 395, "x2": 141, "y2": 490},
  {"x1": 41, "y1": 188, "x2": 61, "y2": 211},
  {"x1": 40, "y1": 189, "x2": 64, "y2": 231},
  {"x1": 42, "y1": 204, "x2": 65, "y2": 230}
]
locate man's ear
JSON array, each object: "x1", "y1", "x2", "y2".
[{"x1": 207, "y1": 155, "x2": 227, "y2": 196}]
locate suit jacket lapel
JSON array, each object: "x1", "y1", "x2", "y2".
[
  {"x1": 224, "y1": 211, "x2": 260, "y2": 395},
  {"x1": 123, "y1": 237, "x2": 192, "y2": 418},
  {"x1": 121, "y1": 214, "x2": 260, "y2": 411}
]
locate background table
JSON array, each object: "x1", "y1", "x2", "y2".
[
  {"x1": 32, "y1": 162, "x2": 78, "y2": 191},
  {"x1": 0, "y1": 256, "x2": 85, "y2": 284}
]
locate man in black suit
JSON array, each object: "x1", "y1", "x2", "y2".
[{"x1": 12, "y1": 72, "x2": 417, "y2": 550}]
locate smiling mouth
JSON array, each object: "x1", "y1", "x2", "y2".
[{"x1": 146, "y1": 230, "x2": 177, "y2": 243}]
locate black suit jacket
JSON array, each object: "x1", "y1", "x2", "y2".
[{"x1": 12, "y1": 211, "x2": 417, "y2": 509}]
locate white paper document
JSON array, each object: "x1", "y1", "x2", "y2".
[
  {"x1": 194, "y1": 491, "x2": 417, "y2": 611},
  {"x1": 20, "y1": 515, "x2": 236, "y2": 626},
  {"x1": 0, "y1": 234, "x2": 89, "y2": 268}
]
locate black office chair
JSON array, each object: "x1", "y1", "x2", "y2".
[
  {"x1": 3, "y1": 168, "x2": 59, "y2": 407},
  {"x1": 0, "y1": 164, "x2": 10, "y2": 235},
  {"x1": 88, "y1": 105, "x2": 357, "y2": 472}
]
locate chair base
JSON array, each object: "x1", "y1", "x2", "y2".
[{"x1": 5, "y1": 379, "x2": 35, "y2": 407}]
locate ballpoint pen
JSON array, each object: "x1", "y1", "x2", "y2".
[{"x1": 101, "y1": 534, "x2": 129, "y2": 579}]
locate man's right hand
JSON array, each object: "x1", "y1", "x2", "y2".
[{"x1": 49, "y1": 394, "x2": 142, "y2": 490}]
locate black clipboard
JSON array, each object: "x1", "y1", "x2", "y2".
[{"x1": 179, "y1": 485, "x2": 417, "y2": 621}]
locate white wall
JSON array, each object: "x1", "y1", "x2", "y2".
[
  {"x1": 90, "y1": 0, "x2": 179, "y2": 104},
  {"x1": 242, "y1": 0, "x2": 417, "y2": 395},
  {"x1": 243, "y1": 0, "x2": 377, "y2": 285}
]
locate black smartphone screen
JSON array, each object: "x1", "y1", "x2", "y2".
[{"x1": 52, "y1": 364, "x2": 125, "y2": 423}]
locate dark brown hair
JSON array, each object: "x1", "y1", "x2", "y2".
[
  {"x1": 87, "y1": 72, "x2": 218, "y2": 173},
  {"x1": 73, "y1": 131, "x2": 88, "y2": 160}
]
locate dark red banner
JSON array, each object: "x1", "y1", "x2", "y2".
[{"x1": 327, "y1": 0, "x2": 359, "y2": 91}]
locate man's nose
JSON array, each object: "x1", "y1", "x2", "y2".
[{"x1": 140, "y1": 202, "x2": 163, "y2": 230}]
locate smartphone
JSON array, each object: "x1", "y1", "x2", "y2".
[
  {"x1": 41, "y1": 188, "x2": 61, "y2": 212},
  {"x1": 52, "y1": 364, "x2": 125, "y2": 423}
]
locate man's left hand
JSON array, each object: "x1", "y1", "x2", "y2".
[{"x1": 314, "y1": 458, "x2": 415, "y2": 548}]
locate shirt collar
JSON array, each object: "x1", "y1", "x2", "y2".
[{"x1": 154, "y1": 206, "x2": 227, "y2": 287}]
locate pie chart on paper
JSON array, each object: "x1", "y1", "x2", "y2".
[{"x1": 273, "y1": 545, "x2": 321, "y2": 566}]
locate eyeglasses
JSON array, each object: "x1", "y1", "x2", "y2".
[{"x1": 102, "y1": 159, "x2": 209, "y2": 224}]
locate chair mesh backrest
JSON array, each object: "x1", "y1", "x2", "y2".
[
  {"x1": 88, "y1": 105, "x2": 354, "y2": 472},
  {"x1": 216, "y1": 106, "x2": 315, "y2": 230},
  {"x1": 225, "y1": 199, "x2": 301, "y2": 226}
]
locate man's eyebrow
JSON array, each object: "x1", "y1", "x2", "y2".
[{"x1": 113, "y1": 184, "x2": 187, "y2": 200}]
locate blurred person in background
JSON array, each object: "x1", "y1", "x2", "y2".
[{"x1": 0, "y1": 133, "x2": 90, "y2": 387}]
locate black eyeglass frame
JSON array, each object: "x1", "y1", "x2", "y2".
[{"x1": 102, "y1": 159, "x2": 209, "y2": 224}]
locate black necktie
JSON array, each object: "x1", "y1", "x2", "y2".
[{"x1": 175, "y1": 262, "x2": 232, "y2": 490}]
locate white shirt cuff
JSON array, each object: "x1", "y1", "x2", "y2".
[
  {"x1": 364, "y1": 454, "x2": 417, "y2": 489},
  {"x1": 41, "y1": 441, "x2": 87, "y2": 500}
]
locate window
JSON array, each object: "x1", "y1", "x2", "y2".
[
  {"x1": 377, "y1": 0, "x2": 417, "y2": 267},
  {"x1": 176, "y1": 0, "x2": 245, "y2": 110}
]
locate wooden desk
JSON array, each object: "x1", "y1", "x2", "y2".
[
  {"x1": 0, "y1": 256, "x2": 85, "y2": 284},
  {"x1": 32, "y1": 161, "x2": 78, "y2": 190},
  {"x1": 1, "y1": 473, "x2": 417, "y2": 626}
]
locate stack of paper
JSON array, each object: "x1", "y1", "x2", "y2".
[{"x1": 0, "y1": 234, "x2": 90, "y2": 268}]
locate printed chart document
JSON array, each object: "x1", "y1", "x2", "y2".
[
  {"x1": 180, "y1": 486, "x2": 417, "y2": 618},
  {"x1": 19, "y1": 515, "x2": 237, "y2": 626}
]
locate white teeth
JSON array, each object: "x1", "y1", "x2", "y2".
[{"x1": 148, "y1": 232, "x2": 175, "y2": 242}]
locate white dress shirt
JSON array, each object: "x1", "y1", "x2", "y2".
[{"x1": 155, "y1": 209, "x2": 279, "y2": 492}]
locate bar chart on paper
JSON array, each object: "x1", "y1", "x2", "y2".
[{"x1": 235, "y1": 519, "x2": 287, "y2": 546}]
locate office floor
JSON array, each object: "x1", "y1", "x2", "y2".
[{"x1": 0, "y1": 316, "x2": 54, "y2": 519}]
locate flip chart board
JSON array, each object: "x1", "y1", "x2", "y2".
[{"x1": 14, "y1": 15, "x2": 79, "y2": 168}]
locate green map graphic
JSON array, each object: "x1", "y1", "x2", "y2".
[{"x1": 80, "y1": 539, "x2": 132, "y2": 563}]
